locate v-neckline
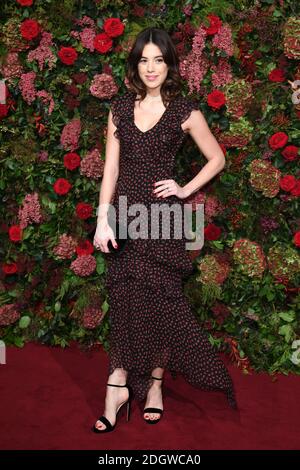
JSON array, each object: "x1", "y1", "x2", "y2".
[{"x1": 131, "y1": 93, "x2": 174, "y2": 135}]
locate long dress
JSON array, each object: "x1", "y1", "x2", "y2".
[{"x1": 104, "y1": 90, "x2": 237, "y2": 409}]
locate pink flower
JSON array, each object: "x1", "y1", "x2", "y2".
[
  {"x1": 18, "y1": 71, "x2": 36, "y2": 104},
  {"x1": 80, "y1": 27, "x2": 96, "y2": 52},
  {"x1": 27, "y1": 31, "x2": 56, "y2": 71},
  {"x1": 82, "y1": 306, "x2": 105, "y2": 329},
  {"x1": 192, "y1": 25, "x2": 206, "y2": 57},
  {"x1": 0, "y1": 304, "x2": 20, "y2": 326},
  {"x1": 70, "y1": 255, "x2": 97, "y2": 277},
  {"x1": 211, "y1": 57, "x2": 233, "y2": 87},
  {"x1": 80, "y1": 148, "x2": 104, "y2": 179},
  {"x1": 38, "y1": 150, "x2": 48, "y2": 162},
  {"x1": 212, "y1": 24, "x2": 234, "y2": 56},
  {"x1": 53, "y1": 234, "x2": 77, "y2": 259},
  {"x1": 60, "y1": 118, "x2": 81, "y2": 151},
  {"x1": 89, "y1": 73, "x2": 118, "y2": 99},
  {"x1": 0, "y1": 52, "x2": 24, "y2": 82},
  {"x1": 74, "y1": 15, "x2": 95, "y2": 28},
  {"x1": 179, "y1": 25, "x2": 209, "y2": 93},
  {"x1": 18, "y1": 192, "x2": 43, "y2": 229},
  {"x1": 36, "y1": 90, "x2": 55, "y2": 114}
]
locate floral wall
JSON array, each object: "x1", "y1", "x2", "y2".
[{"x1": 0, "y1": 0, "x2": 299, "y2": 374}]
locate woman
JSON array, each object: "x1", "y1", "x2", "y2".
[{"x1": 92, "y1": 27, "x2": 237, "y2": 433}]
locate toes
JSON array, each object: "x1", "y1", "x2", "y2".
[{"x1": 95, "y1": 420, "x2": 106, "y2": 431}]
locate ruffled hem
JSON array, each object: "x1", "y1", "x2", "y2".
[
  {"x1": 106, "y1": 269, "x2": 238, "y2": 409},
  {"x1": 105, "y1": 245, "x2": 185, "y2": 300}
]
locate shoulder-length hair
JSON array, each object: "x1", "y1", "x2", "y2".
[{"x1": 125, "y1": 27, "x2": 184, "y2": 106}]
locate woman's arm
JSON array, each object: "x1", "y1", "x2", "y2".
[
  {"x1": 154, "y1": 108, "x2": 226, "y2": 200},
  {"x1": 181, "y1": 109, "x2": 225, "y2": 198},
  {"x1": 94, "y1": 109, "x2": 120, "y2": 253},
  {"x1": 97, "y1": 109, "x2": 120, "y2": 224}
]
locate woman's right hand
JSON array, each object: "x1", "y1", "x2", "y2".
[{"x1": 93, "y1": 219, "x2": 118, "y2": 253}]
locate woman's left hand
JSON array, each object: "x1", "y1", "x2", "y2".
[{"x1": 153, "y1": 179, "x2": 189, "y2": 200}]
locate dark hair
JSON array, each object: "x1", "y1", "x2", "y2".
[{"x1": 125, "y1": 27, "x2": 184, "y2": 106}]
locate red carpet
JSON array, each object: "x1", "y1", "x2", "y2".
[{"x1": 0, "y1": 342, "x2": 299, "y2": 450}]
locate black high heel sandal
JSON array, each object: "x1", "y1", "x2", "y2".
[
  {"x1": 92, "y1": 383, "x2": 133, "y2": 433},
  {"x1": 143, "y1": 375, "x2": 164, "y2": 424}
]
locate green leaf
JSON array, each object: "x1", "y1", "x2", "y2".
[
  {"x1": 210, "y1": 240, "x2": 224, "y2": 250},
  {"x1": 96, "y1": 256, "x2": 105, "y2": 275},
  {"x1": 279, "y1": 311, "x2": 295, "y2": 323},
  {"x1": 278, "y1": 324, "x2": 293, "y2": 343},
  {"x1": 19, "y1": 316, "x2": 31, "y2": 329},
  {"x1": 102, "y1": 299, "x2": 109, "y2": 314},
  {"x1": 14, "y1": 337, "x2": 25, "y2": 347}
]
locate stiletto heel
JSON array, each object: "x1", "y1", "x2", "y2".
[
  {"x1": 143, "y1": 375, "x2": 164, "y2": 424},
  {"x1": 92, "y1": 383, "x2": 133, "y2": 433},
  {"x1": 126, "y1": 398, "x2": 131, "y2": 422}
]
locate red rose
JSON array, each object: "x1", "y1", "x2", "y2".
[
  {"x1": 293, "y1": 231, "x2": 300, "y2": 248},
  {"x1": 64, "y1": 152, "x2": 81, "y2": 170},
  {"x1": 58, "y1": 47, "x2": 78, "y2": 65},
  {"x1": 268, "y1": 68, "x2": 285, "y2": 82},
  {"x1": 94, "y1": 33, "x2": 113, "y2": 53},
  {"x1": 20, "y1": 19, "x2": 40, "y2": 40},
  {"x1": 17, "y1": 0, "x2": 33, "y2": 5},
  {"x1": 207, "y1": 90, "x2": 226, "y2": 110},
  {"x1": 9, "y1": 225, "x2": 23, "y2": 242},
  {"x1": 2, "y1": 262, "x2": 18, "y2": 275},
  {"x1": 204, "y1": 223, "x2": 222, "y2": 241},
  {"x1": 290, "y1": 180, "x2": 300, "y2": 197},
  {"x1": 204, "y1": 14, "x2": 222, "y2": 35},
  {"x1": 76, "y1": 202, "x2": 93, "y2": 220},
  {"x1": 53, "y1": 178, "x2": 72, "y2": 195},
  {"x1": 76, "y1": 239, "x2": 94, "y2": 256},
  {"x1": 0, "y1": 104, "x2": 9, "y2": 120},
  {"x1": 103, "y1": 18, "x2": 125, "y2": 38},
  {"x1": 280, "y1": 175, "x2": 297, "y2": 192},
  {"x1": 281, "y1": 145, "x2": 299, "y2": 162},
  {"x1": 268, "y1": 132, "x2": 289, "y2": 150}
]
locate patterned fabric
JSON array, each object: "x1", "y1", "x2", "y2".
[{"x1": 104, "y1": 90, "x2": 237, "y2": 409}]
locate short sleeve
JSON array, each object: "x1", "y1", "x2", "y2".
[{"x1": 179, "y1": 96, "x2": 200, "y2": 127}]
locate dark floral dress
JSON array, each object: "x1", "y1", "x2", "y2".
[{"x1": 104, "y1": 90, "x2": 237, "y2": 409}]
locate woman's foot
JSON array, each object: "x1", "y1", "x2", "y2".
[
  {"x1": 94, "y1": 384, "x2": 130, "y2": 431},
  {"x1": 143, "y1": 379, "x2": 163, "y2": 421}
]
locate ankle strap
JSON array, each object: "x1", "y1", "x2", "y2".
[
  {"x1": 151, "y1": 375, "x2": 163, "y2": 380},
  {"x1": 107, "y1": 383, "x2": 127, "y2": 387}
]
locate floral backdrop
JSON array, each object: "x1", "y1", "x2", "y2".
[{"x1": 0, "y1": 0, "x2": 299, "y2": 374}]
